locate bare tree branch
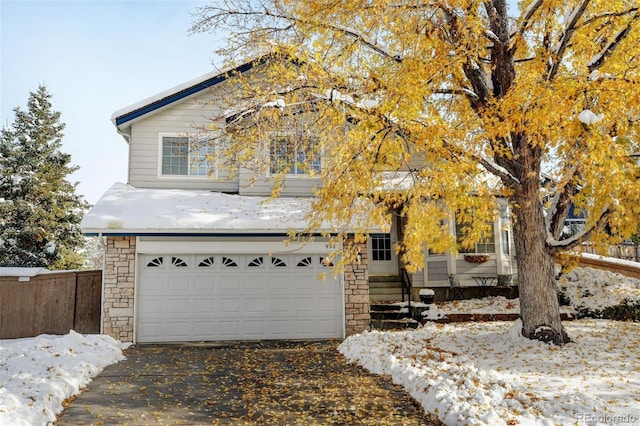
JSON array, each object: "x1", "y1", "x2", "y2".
[
  {"x1": 546, "y1": 174, "x2": 581, "y2": 240},
  {"x1": 196, "y1": 3, "x2": 402, "y2": 63},
  {"x1": 509, "y1": 0, "x2": 544, "y2": 44},
  {"x1": 476, "y1": 155, "x2": 520, "y2": 186},
  {"x1": 588, "y1": 10, "x2": 639, "y2": 73},
  {"x1": 434, "y1": 88, "x2": 479, "y2": 98},
  {"x1": 484, "y1": 0, "x2": 515, "y2": 98},
  {"x1": 547, "y1": 205, "x2": 615, "y2": 254},
  {"x1": 547, "y1": 0, "x2": 592, "y2": 80},
  {"x1": 579, "y1": 6, "x2": 639, "y2": 28}
]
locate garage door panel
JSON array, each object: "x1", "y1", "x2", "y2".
[
  {"x1": 294, "y1": 319, "x2": 315, "y2": 333},
  {"x1": 167, "y1": 298, "x2": 190, "y2": 314},
  {"x1": 318, "y1": 319, "x2": 340, "y2": 333},
  {"x1": 137, "y1": 322, "x2": 164, "y2": 340},
  {"x1": 193, "y1": 299, "x2": 216, "y2": 313},
  {"x1": 217, "y1": 297, "x2": 241, "y2": 313},
  {"x1": 218, "y1": 320, "x2": 241, "y2": 337},
  {"x1": 137, "y1": 277, "x2": 163, "y2": 296},
  {"x1": 137, "y1": 251, "x2": 344, "y2": 342},
  {"x1": 193, "y1": 321, "x2": 218, "y2": 337},
  {"x1": 245, "y1": 320, "x2": 266, "y2": 336},
  {"x1": 167, "y1": 277, "x2": 190, "y2": 292},
  {"x1": 193, "y1": 277, "x2": 216, "y2": 291},
  {"x1": 316, "y1": 297, "x2": 342, "y2": 313},
  {"x1": 245, "y1": 298, "x2": 268, "y2": 314},
  {"x1": 264, "y1": 277, "x2": 292, "y2": 291},
  {"x1": 244, "y1": 279, "x2": 268, "y2": 292},
  {"x1": 138, "y1": 298, "x2": 165, "y2": 315},
  {"x1": 218, "y1": 278, "x2": 242, "y2": 292},
  {"x1": 165, "y1": 321, "x2": 191, "y2": 339},
  {"x1": 270, "y1": 298, "x2": 291, "y2": 312}
]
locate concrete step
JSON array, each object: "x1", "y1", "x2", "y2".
[
  {"x1": 369, "y1": 280, "x2": 404, "y2": 302},
  {"x1": 369, "y1": 292, "x2": 404, "y2": 303},
  {"x1": 370, "y1": 302, "x2": 418, "y2": 330},
  {"x1": 371, "y1": 310, "x2": 408, "y2": 320},
  {"x1": 371, "y1": 318, "x2": 420, "y2": 330},
  {"x1": 370, "y1": 303, "x2": 405, "y2": 312}
]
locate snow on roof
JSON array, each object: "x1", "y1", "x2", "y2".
[{"x1": 80, "y1": 183, "x2": 336, "y2": 235}]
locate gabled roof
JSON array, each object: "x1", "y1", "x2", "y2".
[{"x1": 111, "y1": 60, "x2": 257, "y2": 129}]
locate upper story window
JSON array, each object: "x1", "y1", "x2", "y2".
[
  {"x1": 269, "y1": 134, "x2": 321, "y2": 175},
  {"x1": 456, "y1": 222, "x2": 496, "y2": 254},
  {"x1": 160, "y1": 134, "x2": 215, "y2": 177}
]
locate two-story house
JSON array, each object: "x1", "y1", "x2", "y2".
[{"x1": 82, "y1": 59, "x2": 517, "y2": 344}]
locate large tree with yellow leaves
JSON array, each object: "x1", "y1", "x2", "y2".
[{"x1": 193, "y1": 0, "x2": 640, "y2": 345}]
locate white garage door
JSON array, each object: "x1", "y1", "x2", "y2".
[{"x1": 136, "y1": 252, "x2": 343, "y2": 342}]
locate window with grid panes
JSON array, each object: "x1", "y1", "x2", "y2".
[
  {"x1": 270, "y1": 134, "x2": 321, "y2": 175},
  {"x1": 371, "y1": 233, "x2": 392, "y2": 261},
  {"x1": 161, "y1": 136, "x2": 214, "y2": 176},
  {"x1": 455, "y1": 222, "x2": 496, "y2": 254}
]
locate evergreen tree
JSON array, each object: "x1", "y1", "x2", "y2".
[{"x1": 0, "y1": 85, "x2": 89, "y2": 269}]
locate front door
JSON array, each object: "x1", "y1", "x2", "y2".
[{"x1": 368, "y1": 220, "x2": 399, "y2": 276}]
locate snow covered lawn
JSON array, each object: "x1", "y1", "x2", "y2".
[
  {"x1": 0, "y1": 331, "x2": 125, "y2": 426},
  {"x1": 422, "y1": 295, "x2": 576, "y2": 321},
  {"x1": 339, "y1": 319, "x2": 640, "y2": 425},
  {"x1": 340, "y1": 267, "x2": 640, "y2": 425}
]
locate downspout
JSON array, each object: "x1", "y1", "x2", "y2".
[{"x1": 99, "y1": 232, "x2": 105, "y2": 335}]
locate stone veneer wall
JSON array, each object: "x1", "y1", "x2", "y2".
[
  {"x1": 343, "y1": 240, "x2": 371, "y2": 336},
  {"x1": 102, "y1": 236, "x2": 136, "y2": 342}
]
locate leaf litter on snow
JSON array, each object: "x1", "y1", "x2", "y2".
[{"x1": 340, "y1": 266, "x2": 640, "y2": 425}]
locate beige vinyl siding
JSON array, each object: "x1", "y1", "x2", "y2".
[
  {"x1": 455, "y1": 257, "x2": 499, "y2": 285},
  {"x1": 127, "y1": 89, "x2": 240, "y2": 192},
  {"x1": 408, "y1": 270, "x2": 425, "y2": 287},
  {"x1": 426, "y1": 260, "x2": 448, "y2": 282},
  {"x1": 238, "y1": 167, "x2": 322, "y2": 196}
]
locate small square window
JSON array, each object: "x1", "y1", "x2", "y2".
[{"x1": 371, "y1": 233, "x2": 392, "y2": 261}]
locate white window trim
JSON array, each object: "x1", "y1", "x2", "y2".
[
  {"x1": 454, "y1": 219, "x2": 497, "y2": 255},
  {"x1": 157, "y1": 132, "x2": 218, "y2": 180},
  {"x1": 267, "y1": 132, "x2": 322, "y2": 178}
]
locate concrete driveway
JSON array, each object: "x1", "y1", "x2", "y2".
[{"x1": 56, "y1": 340, "x2": 435, "y2": 425}]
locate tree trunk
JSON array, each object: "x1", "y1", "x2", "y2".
[{"x1": 512, "y1": 185, "x2": 571, "y2": 345}]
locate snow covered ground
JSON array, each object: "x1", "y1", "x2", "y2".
[
  {"x1": 422, "y1": 295, "x2": 575, "y2": 320},
  {"x1": 0, "y1": 331, "x2": 125, "y2": 426},
  {"x1": 340, "y1": 319, "x2": 640, "y2": 425},
  {"x1": 1, "y1": 266, "x2": 638, "y2": 425},
  {"x1": 340, "y1": 267, "x2": 640, "y2": 425}
]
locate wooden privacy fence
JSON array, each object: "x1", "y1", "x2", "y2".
[{"x1": 0, "y1": 270, "x2": 102, "y2": 339}]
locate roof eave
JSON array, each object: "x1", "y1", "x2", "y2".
[{"x1": 111, "y1": 60, "x2": 257, "y2": 130}]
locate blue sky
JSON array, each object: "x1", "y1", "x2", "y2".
[{"x1": 1, "y1": 0, "x2": 225, "y2": 204}]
